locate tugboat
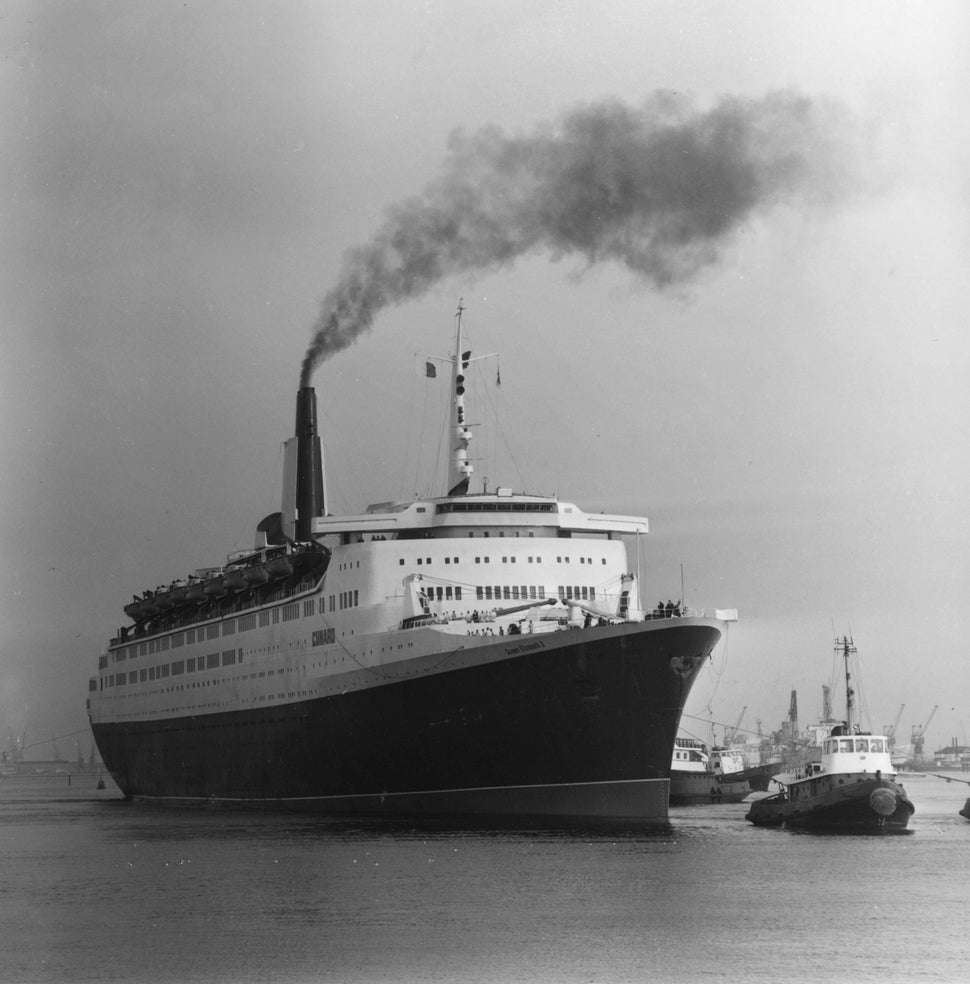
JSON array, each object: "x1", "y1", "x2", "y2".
[
  {"x1": 746, "y1": 636, "x2": 914, "y2": 832},
  {"x1": 669, "y1": 738, "x2": 751, "y2": 805}
]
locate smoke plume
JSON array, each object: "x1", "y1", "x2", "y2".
[{"x1": 301, "y1": 90, "x2": 856, "y2": 386}]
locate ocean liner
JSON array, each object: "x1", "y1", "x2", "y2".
[{"x1": 88, "y1": 306, "x2": 733, "y2": 820}]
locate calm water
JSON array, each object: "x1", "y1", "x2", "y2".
[{"x1": 0, "y1": 772, "x2": 967, "y2": 984}]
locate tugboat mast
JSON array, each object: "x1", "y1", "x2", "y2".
[{"x1": 839, "y1": 635, "x2": 858, "y2": 733}]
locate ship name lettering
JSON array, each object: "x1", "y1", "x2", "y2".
[{"x1": 506, "y1": 641, "x2": 546, "y2": 656}]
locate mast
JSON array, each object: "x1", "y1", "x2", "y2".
[
  {"x1": 839, "y1": 635, "x2": 857, "y2": 733},
  {"x1": 446, "y1": 300, "x2": 474, "y2": 496}
]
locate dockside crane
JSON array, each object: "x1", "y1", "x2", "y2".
[
  {"x1": 912, "y1": 705, "x2": 939, "y2": 766},
  {"x1": 884, "y1": 704, "x2": 905, "y2": 752},
  {"x1": 724, "y1": 706, "x2": 747, "y2": 746}
]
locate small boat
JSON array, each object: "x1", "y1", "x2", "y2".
[
  {"x1": 746, "y1": 636, "x2": 915, "y2": 832},
  {"x1": 265, "y1": 553, "x2": 295, "y2": 578},
  {"x1": 732, "y1": 759, "x2": 783, "y2": 792},
  {"x1": 123, "y1": 597, "x2": 150, "y2": 620},
  {"x1": 153, "y1": 590, "x2": 175, "y2": 611},
  {"x1": 222, "y1": 569, "x2": 248, "y2": 593},
  {"x1": 202, "y1": 575, "x2": 227, "y2": 599},
  {"x1": 185, "y1": 578, "x2": 206, "y2": 603},
  {"x1": 669, "y1": 738, "x2": 751, "y2": 805},
  {"x1": 243, "y1": 565, "x2": 270, "y2": 586}
]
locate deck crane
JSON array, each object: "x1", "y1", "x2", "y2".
[
  {"x1": 883, "y1": 704, "x2": 905, "y2": 751},
  {"x1": 912, "y1": 705, "x2": 939, "y2": 766}
]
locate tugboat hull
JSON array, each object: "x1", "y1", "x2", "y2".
[{"x1": 746, "y1": 775, "x2": 914, "y2": 832}]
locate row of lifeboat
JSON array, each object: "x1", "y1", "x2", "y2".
[{"x1": 123, "y1": 545, "x2": 329, "y2": 622}]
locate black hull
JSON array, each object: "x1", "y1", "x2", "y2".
[
  {"x1": 746, "y1": 776, "x2": 914, "y2": 832},
  {"x1": 733, "y1": 761, "x2": 782, "y2": 793},
  {"x1": 92, "y1": 621, "x2": 722, "y2": 821},
  {"x1": 669, "y1": 772, "x2": 750, "y2": 805}
]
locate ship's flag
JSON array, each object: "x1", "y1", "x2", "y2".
[
  {"x1": 425, "y1": 361, "x2": 437, "y2": 378},
  {"x1": 715, "y1": 608, "x2": 739, "y2": 622}
]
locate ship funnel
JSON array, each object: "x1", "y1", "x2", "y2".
[{"x1": 282, "y1": 387, "x2": 325, "y2": 541}]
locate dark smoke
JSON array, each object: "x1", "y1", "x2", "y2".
[{"x1": 301, "y1": 90, "x2": 856, "y2": 386}]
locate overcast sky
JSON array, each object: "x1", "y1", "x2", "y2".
[{"x1": 3, "y1": 1, "x2": 968, "y2": 760}]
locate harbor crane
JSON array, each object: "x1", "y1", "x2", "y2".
[
  {"x1": 912, "y1": 705, "x2": 939, "y2": 766},
  {"x1": 883, "y1": 704, "x2": 905, "y2": 751},
  {"x1": 724, "y1": 706, "x2": 747, "y2": 746}
]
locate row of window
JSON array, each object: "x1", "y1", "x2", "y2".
[
  {"x1": 402, "y1": 554, "x2": 606, "y2": 567},
  {"x1": 114, "y1": 609, "x2": 285, "y2": 662},
  {"x1": 103, "y1": 649, "x2": 242, "y2": 688},
  {"x1": 469, "y1": 585, "x2": 596, "y2": 602},
  {"x1": 823, "y1": 737, "x2": 887, "y2": 754},
  {"x1": 435, "y1": 502, "x2": 557, "y2": 513},
  {"x1": 112, "y1": 595, "x2": 339, "y2": 664}
]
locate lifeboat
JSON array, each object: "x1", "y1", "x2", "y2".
[
  {"x1": 265, "y1": 555, "x2": 294, "y2": 579},
  {"x1": 154, "y1": 591, "x2": 175, "y2": 611},
  {"x1": 244, "y1": 565, "x2": 270, "y2": 586},
  {"x1": 185, "y1": 579, "x2": 206, "y2": 603},
  {"x1": 292, "y1": 548, "x2": 329, "y2": 574},
  {"x1": 166, "y1": 580, "x2": 190, "y2": 606},
  {"x1": 138, "y1": 595, "x2": 162, "y2": 617},
  {"x1": 203, "y1": 576, "x2": 227, "y2": 600},
  {"x1": 223, "y1": 569, "x2": 248, "y2": 593},
  {"x1": 124, "y1": 598, "x2": 149, "y2": 620}
]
